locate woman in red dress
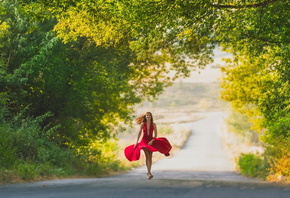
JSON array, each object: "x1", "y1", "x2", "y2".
[{"x1": 124, "y1": 112, "x2": 172, "y2": 179}]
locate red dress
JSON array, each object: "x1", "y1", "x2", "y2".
[{"x1": 124, "y1": 122, "x2": 172, "y2": 162}]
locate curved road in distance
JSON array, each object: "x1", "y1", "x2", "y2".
[{"x1": 0, "y1": 112, "x2": 289, "y2": 198}]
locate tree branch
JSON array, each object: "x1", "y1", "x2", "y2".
[
  {"x1": 213, "y1": 0, "x2": 280, "y2": 9},
  {"x1": 242, "y1": 33, "x2": 281, "y2": 44}
]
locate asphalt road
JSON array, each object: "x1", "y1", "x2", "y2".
[{"x1": 0, "y1": 112, "x2": 289, "y2": 198}]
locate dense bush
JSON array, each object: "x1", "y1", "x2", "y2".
[
  {"x1": 0, "y1": 106, "x2": 124, "y2": 181},
  {"x1": 0, "y1": 107, "x2": 76, "y2": 180},
  {"x1": 238, "y1": 153, "x2": 269, "y2": 179}
]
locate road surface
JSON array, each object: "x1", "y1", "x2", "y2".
[{"x1": 0, "y1": 112, "x2": 289, "y2": 198}]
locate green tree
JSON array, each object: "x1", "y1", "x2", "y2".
[{"x1": 217, "y1": 0, "x2": 290, "y2": 181}]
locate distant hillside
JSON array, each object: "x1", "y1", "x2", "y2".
[{"x1": 138, "y1": 81, "x2": 224, "y2": 113}]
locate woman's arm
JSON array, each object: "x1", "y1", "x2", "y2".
[
  {"x1": 148, "y1": 123, "x2": 157, "y2": 146},
  {"x1": 134, "y1": 123, "x2": 143, "y2": 148},
  {"x1": 153, "y1": 123, "x2": 158, "y2": 138}
]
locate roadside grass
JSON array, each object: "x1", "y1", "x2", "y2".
[{"x1": 221, "y1": 107, "x2": 270, "y2": 180}]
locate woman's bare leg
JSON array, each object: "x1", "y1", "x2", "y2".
[{"x1": 143, "y1": 148, "x2": 153, "y2": 178}]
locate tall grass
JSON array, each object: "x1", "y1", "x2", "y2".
[
  {"x1": 226, "y1": 109, "x2": 260, "y2": 146},
  {"x1": 0, "y1": 106, "x2": 125, "y2": 183}
]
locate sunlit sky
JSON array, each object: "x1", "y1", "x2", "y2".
[{"x1": 177, "y1": 47, "x2": 232, "y2": 83}]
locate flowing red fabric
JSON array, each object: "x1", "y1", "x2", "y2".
[{"x1": 124, "y1": 122, "x2": 172, "y2": 162}]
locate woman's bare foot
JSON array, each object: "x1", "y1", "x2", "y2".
[{"x1": 147, "y1": 173, "x2": 153, "y2": 179}]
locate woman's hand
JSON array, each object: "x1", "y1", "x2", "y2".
[{"x1": 148, "y1": 139, "x2": 154, "y2": 146}]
